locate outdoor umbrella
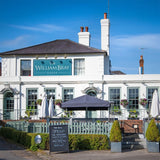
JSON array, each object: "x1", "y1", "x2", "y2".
[
  {"x1": 48, "y1": 97, "x2": 54, "y2": 117},
  {"x1": 61, "y1": 95, "x2": 110, "y2": 111},
  {"x1": 40, "y1": 93, "x2": 49, "y2": 118},
  {"x1": 150, "y1": 90, "x2": 160, "y2": 118}
]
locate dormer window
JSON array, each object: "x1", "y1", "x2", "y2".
[{"x1": 21, "y1": 60, "x2": 31, "y2": 76}]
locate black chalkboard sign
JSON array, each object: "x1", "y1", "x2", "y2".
[{"x1": 49, "y1": 125, "x2": 69, "y2": 152}]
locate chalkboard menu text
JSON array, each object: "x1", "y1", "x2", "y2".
[{"x1": 49, "y1": 125, "x2": 69, "y2": 152}]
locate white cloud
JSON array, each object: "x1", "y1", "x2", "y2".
[
  {"x1": 11, "y1": 24, "x2": 66, "y2": 33},
  {"x1": 112, "y1": 66, "x2": 137, "y2": 72},
  {"x1": 111, "y1": 34, "x2": 160, "y2": 50},
  {"x1": 0, "y1": 35, "x2": 30, "y2": 51}
]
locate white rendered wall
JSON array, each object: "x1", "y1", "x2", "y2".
[
  {"x1": 3, "y1": 54, "x2": 105, "y2": 78},
  {"x1": 78, "y1": 32, "x2": 90, "y2": 46}
]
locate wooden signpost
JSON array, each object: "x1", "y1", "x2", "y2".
[{"x1": 49, "y1": 125, "x2": 69, "y2": 153}]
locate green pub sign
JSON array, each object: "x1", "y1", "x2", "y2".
[{"x1": 33, "y1": 59, "x2": 72, "y2": 76}]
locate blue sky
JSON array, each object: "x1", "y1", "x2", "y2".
[{"x1": 0, "y1": 0, "x2": 160, "y2": 74}]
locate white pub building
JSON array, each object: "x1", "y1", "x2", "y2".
[{"x1": 0, "y1": 13, "x2": 160, "y2": 120}]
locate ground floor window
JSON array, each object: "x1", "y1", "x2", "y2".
[
  {"x1": 26, "y1": 89, "x2": 38, "y2": 114},
  {"x1": 45, "y1": 88, "x2": 56, "y2": 104},
  {"x1": 109, "y1": 88, "x2": 121, "y2": 114},
  {"x1": 128, "y1": 88, "x2": 139, "y2": 109},
  {"x1": 147, "y1": 88, "x2": 158, "y2": 108},
  {"x1": 63, "y1": 88, "x2": 74, "y2": 102}
]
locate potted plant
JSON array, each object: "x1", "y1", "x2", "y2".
[
  {"x1": 120, "y1": 99, "x2": 128, "y2": 107},
  {"x1": 111, "y1": 106, "x2": 121, "y2": 115},
  {"x1": 146, "y1": 119, "x2": 160, "y2": 152},
  {"x1": 55, "y1": 99, "x2": 62, "y2": 106},
  {"x1": 36, "y1": 99, "x2": 42, "y2": 105},
  {"x1": 128, "y1": 113, "x2": 139, "y2": 120},
  {"x1": 129, "y1": 109, "x2": 139, "y2": 115},
  {"x1": 139, "y1": 98, "x2": 148, "y2": 106},
  {"x1": 110, "y1": 120, "x2": 122, "y2": 152}
]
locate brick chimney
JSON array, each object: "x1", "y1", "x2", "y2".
[
  {"x1": 100, "y1": 13, "x2": 110, "y2": 56},
  {"x1": 78, "y1": 26, "x2": 90, "y2": 46},
  {"x1": 139, "y1": 55, "x2": 144, "y2": 74}
]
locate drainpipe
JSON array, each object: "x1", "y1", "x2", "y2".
[{"x1": 18, "y1": 76, "x2": 21, "y2": 119}]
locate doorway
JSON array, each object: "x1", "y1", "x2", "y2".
[{"x1": 86, "y1": 90, "x2": 97, "y2": 118}]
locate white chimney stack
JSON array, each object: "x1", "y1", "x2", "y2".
[
  {"x1": 78, "y1": 26, "x2": 90, "y2": 46},
  {"x1": 100, "y1": 13, "x2": 110, "y2": 56}
]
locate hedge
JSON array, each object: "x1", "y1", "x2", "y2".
[{"x1": 0, "y1": 127, "x2": 109, "y2": 151}]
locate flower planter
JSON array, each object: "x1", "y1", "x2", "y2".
[
  {"x1": 111, "y1": 111, "x2": 121, "y2": 115},
  {"x1": 111, "y1": 142, "x2": 122, "y2": 152},
  {"x1": 129, "y1": 111, "x2": 139, "y2": 115},
  {"x1": 147, "y1": 141, "x2": 159, "y2": 153},
  {"x1": 128, "y1": 118, "x2": 139, "y2": 120}
]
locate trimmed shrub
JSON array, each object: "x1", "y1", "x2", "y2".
[
  {"x1": 0, "y1": 127, "x2": 32, "y2": 147},
  {"x1": 69, "y1": 134, "x2": 109, "y2": 151},
  {"x1": 30, "y1": 133, "x2": 49, "y2": 151},
  {"x1": 0, "y1": 127, "x2": 110, "y2": 151},
  {"x1": 109, "y1": 120, "x2": 122, "y2": 142},
  {"x1": 146, "y1": 119, "x2": 160, "y2": 142}
]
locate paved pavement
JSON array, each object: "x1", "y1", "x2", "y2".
[{"x1": 0, "y1": 136, "x2": 160, "y2": 160}]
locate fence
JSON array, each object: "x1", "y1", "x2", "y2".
[{"x1": 5, "y1": 120, "x2": 113, "y2": 136}]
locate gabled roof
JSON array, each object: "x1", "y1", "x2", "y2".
[{"x1": 0, "y1": 39, "x2": 106, "y2": 56}]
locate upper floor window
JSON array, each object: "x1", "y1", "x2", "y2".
[
  {"x1": 21, "y1": 60, "x2": 31, "y2": 76},
  {"x1": 74, "y1": 59, "x2": 85, "y2": 75},
  {"x1": 128, "y1": 88, "x2": 139, "y2": 109}
]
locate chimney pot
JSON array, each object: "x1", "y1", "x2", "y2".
[
  {"x1": 104, "y1": 13, "x2": 107, "y2": 19},
  {"x1": 80, "y1": 27, "x2": 84, "y2": 32},
  {"x1": 85, "y1": 26, "x2": 88, "y2": 32}
]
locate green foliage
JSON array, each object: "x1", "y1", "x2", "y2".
[
  {"x1": 30, "y1": 145, "x2": 38, "y2": 151},
  {"x1": 0, "y1": 127, "x2": 109, "y2": 151},
  {"x1": 111, "y1": 106, "x2": 121, "y2": 115},
  {"x1": 109, "y1": 120, "x2": 122, "y2": 142},
  {"x1": 55, "y1": 99, "x2": 62, "y2": 105},
  {"x1": 69, "y1": 134, "x2": 109, "y2": 151},
  {"x1": 36, "y1": 99, "x2": 42, "y2": 105},
  {"x1": 0, "y1": 127, "x2": 32, "y2": 147},
  {"x1": 146, "y1": 119, "x2": 160, "y2": 142},
  {"x1": 0, "y1": 127, "x2": 48, "y2": 151}
]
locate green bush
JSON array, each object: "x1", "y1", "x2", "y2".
[
  {"x1": 0, "y1": 127, "x2": 49, "y2": 151},
  {"x1": 146, "y1": 119, "x2": 160, "y2": 142},
  {"x1": 30, "y1": 133, "x2": 49, "y2": 151},
  {"x1": 69, "y1": 134, "x2": 109, "y2": 150},
  {"x1": 109, "y1": 120, "x2": 122, "y2": 142},
  {"x1": 0, "y1": 127, "x2": 32, "y2": 147},
  {"x1": 0, "y1": 127, "x2": 110, "y2": 151}
]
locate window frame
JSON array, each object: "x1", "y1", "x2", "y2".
[
  {"x1": 62, "y1": 88, "x2": 74, "y2": 102},
  {"x1": 26, "y1": 88, "x2": 38, "y2": 111},
  {"x1": 20, "y1": 59, "x2": 31, "y2": 76},
  {"x1": 109, "y1": 88, "x2": 121, "y2": 109},
  {"x1": 128, "y1": 87, "x2": 139, "y2": 109},
  {"x1": 147, "y1": 87, "x2": 158, "y2": 108},
  {"x1": 44, "y1": 88, "x2": 56, "y2": 105},
  {"x1": 74, "y1": 58, "x2": 85, "y2": 75}
]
